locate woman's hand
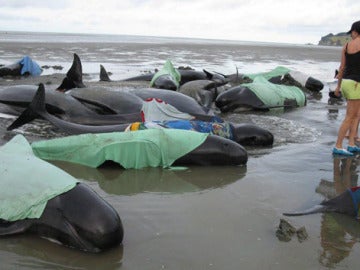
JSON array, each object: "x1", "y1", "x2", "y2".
[{"x1": 334, "y1": 86, "x2": 341, "y2": 97}]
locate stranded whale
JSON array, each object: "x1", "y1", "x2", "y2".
[
  {"x1": 122, "y1": 67, "x2": 229, "y2": 86},
  {"x1": 8, "y1": 84, "x2": 273, "y2": 147},
  {"x1": 0, "y1": 56, "x2": 42, "y2": 77},
  {"x1": 0, "y1": 85, "x2": 143, "y2": 125},
  {"x1": 215, "y1": 76, "x2": 306, "y2": 112},
  {"x1": 7, "y1": 85, "x2": 248, "y2": 166},
  {"x1": 0, "y1": 183, "x2": 124, "y2": 252},
  {"x1": 283, "y1": 187, "x2": 360, "y2": 218},
  {"x1": 54, "y1": 53, "x2": 213, "y2": 117},
  {"x1": 0, "y1": 135, "x2": 123, "y2": 252}
]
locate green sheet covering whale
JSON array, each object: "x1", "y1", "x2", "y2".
[
  {"x1": 0, "y1": 135, "x2": 77, "y2": 221},
  {"x1": 243, "y1": 66, "x2": 306, "y2": 108},
  {"x1": 245, "y1": 66, "x2": 291, "y2": 80},
  {"x1": 243, "y1": 76, "x2": 306, "y2": 108},
  {"x1": 150, "y1": 59, "x2": 181, "y2": 89},
  {"x1": 32, "y1": 129, "x2": 208, "y2": 169}
]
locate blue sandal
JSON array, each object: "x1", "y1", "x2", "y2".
[
  {"x1": 333, "y1": 148, "x2": 354, "y2": 156},
  {"x1": 347, "y1": 145, "x2": 360, "y2": 153}
]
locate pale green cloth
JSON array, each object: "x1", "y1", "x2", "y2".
[
  {"x1": 245, "y1": 66, "x2": 291, "y2": 80},
  {"x1": 242, "y1": 76, "x2": 306, "y2": 108},
  {"x1": 32, "y1": 129, "x2": 208, "y2": 169},
  {"x1": 0, "y1": 135, "x2": 77, "y2": 221},
  {"x1": 150, "y1": 59, "x2": 181, "y2": 89}
]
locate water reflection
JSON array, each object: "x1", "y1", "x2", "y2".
[
  {"x1": 0, "y1": 234, "x2": 123, "y2": 270},
  {"x1": 326, "y1": 79, "x2": 345, "y2": 122},
  {"x1": 327, "y1": 90, "x2": 344, "y2": 121},
  {"x1": 50, "y1": 161, "x2": 247, "y2": 195},
  {"x1": 317, "y1": 157, "x2": 359, "y2": 268},
  {"x1": 319, "y1": 213, "x2": 358, "y2": 268}
]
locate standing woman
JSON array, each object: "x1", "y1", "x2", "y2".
[{"x1": 333, "y1": 20, "x2": 360, "y2": 156}]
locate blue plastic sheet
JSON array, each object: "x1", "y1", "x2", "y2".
[{"x1": 18, "y1": 56, "x2": 42, "y2": 76}]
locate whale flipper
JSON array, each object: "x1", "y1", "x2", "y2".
[{"x1": 0, "y1": 219, "x2": 32, "y2": 236}]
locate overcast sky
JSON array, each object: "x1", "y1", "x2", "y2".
[{"x1": 0, "y1": 0, "x2": 358, "y2": 44}]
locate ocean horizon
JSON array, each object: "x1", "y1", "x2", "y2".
[
  {"x1": 0, "y1": 30, "x2": 341, "y2": 82},
  {"x1": 1, "y1": 30, "x2": 322, "y2": 47}
]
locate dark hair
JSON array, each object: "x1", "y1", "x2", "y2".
[{"x1": 347, "y1": 20, "x2": 360, "y2": 34}]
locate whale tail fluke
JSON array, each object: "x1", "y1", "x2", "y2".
[
  {"x1": 283, "y1": 188, "x2": 359, "y2": 217},
  {"x1": 57, "y1": 53, "x2": 86, "y2": 91},
  {"x1": 283, "y1": 205, "x2": 328, "y2": 216},
  {"x1": 320, "y1": 189, "x2": 356, "y2": 216},
  {"x1": 7, "y1": 84, "x2": 46, "y2": 131},
  {"x1": 100, "y1": 64, "x2": 111, "y2": 81}
]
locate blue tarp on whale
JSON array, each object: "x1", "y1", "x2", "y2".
[{"x1": 18, "y1": 56, "x2": 42, "y2": 76}]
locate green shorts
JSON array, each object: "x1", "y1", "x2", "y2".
[{"x1": 341, "y1": 79, "x2": 360, "y2": 100}]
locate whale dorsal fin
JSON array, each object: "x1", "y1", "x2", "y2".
[
  {"x1": 7, "y1": 84, "x2": 46, "y2": 131},
  {"x1": 66, "y1": 53, "x2": 85, "y2": 88},
  {"x1": 57, "y1": 53, "x2": 86, "y2": 91},
  {"x1": 100, "y1": 65, "x2": 111, "y2": 82}
]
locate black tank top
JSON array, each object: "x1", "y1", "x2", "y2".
[{"x1": 343, "y1": 43, "x2": 360, "y2": 82}]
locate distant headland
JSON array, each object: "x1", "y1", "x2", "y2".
[{"x1": 318, "y1": 32, "x2": 351, "y2": 46}]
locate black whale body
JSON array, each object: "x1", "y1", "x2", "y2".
[
  {"x1": 7, "y1": 84, "x2": 248, "y2": 166},
  {"x1": 53, "y1": 53, "x2": 213, "y2": 117},
  {"x1": 0, "y1": 85, "x2": 142, "y2": 125},
  {"x1": 122, "y1": 69, "x2": 228, "y2": 86},
  {"x1": 0, "y1": 62, "x2": 22, "y2": 77},
  {"x1": 0, "y1": 183, "x2": 123, "y2": 253},
  {"x1": 215, "y1": 85, "x2": 267, "y2": 112},
  {"x1": 67, "y1": 86, "x2": 213, "y2": 117}
]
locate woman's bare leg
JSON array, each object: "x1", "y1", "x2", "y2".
[{"x1": 335, "y1": 100, "x2": 359, "y2": 149}]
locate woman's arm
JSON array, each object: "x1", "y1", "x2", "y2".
[{"x1": 335, "y1": 44, "x2": 347, "y2": 96}]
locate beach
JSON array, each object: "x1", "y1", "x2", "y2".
[{"x1": 1, "y1": 32, "x2": 359, "y2": 269}]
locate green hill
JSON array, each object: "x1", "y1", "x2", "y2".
[{"x1": 318, "y1": 32, "x2": 351, "y2": 46}]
